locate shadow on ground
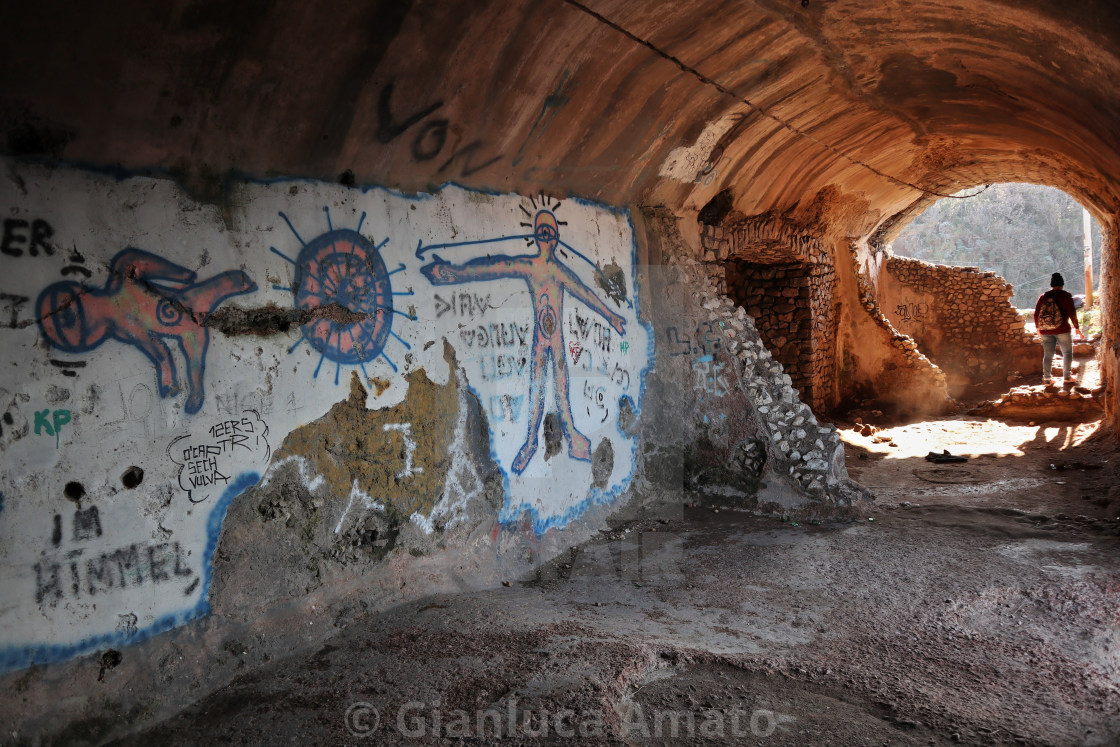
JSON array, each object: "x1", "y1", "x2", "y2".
[{"x1": 118, "y1": 441, "x2": 1120, "y2": 745}]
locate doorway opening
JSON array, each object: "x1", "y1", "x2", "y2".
[{"x1": 722, "y1": 260, "x2": 836, "y2": 411}]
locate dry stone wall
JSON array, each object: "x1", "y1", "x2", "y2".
[
  {"x1": 700, "y1": 222, "x2": 837, "y2": 410},
  {"x1": 881, "y1": 255, "x2": 1036, "y2": 386},
  {"x1": 703, "y1": 220, "x2": 949, "y2": 416}
]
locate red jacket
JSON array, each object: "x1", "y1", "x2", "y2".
[{"x1": 1034, "y1": 289, "x2": 1078, "y2": 334}]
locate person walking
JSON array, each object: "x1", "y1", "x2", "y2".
[{"x1": 1033, "y1": 272, "x2": 1084, "y2": 384}]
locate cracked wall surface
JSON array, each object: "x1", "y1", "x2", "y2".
[
  {"x1": 3, "y1": 1, "x2": 1120, "y2": 732},
  {"x1": 0, "y1": 159, "x2": 653, "y2": 671}
]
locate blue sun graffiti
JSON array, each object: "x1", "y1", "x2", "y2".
[{"x1": 269, "y1": 207, "x2": 414, "y2": 383}]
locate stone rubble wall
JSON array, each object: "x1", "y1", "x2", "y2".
[
  {"x1": 880, "y1": 254, "x2": 1037, "y2": 385},
  {"x1": 971, "y1": 382, "x2": 1103, "y2": 421},
  {"x1": 664, "y1": 229, "x2": 860, "y2": 504},
  {"x1": 701, "y1": 220, "x2": 950, "y2": 414},
  {"x1": 699, "y1": 222, "x2": 838, "y2": 410}
]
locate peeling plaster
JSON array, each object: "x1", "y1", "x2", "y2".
[{"x1": 0, "y1": 159, "x2": 652, "y2": 670}]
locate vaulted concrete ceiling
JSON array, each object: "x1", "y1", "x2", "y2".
[{"x1": 4, "y1": 0, "x2": 1120, "y2": 234}]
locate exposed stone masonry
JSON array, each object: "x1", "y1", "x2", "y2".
[
  {"x1": 700, "y1": 220, "x2": 837, "y2": 410},
  {"x1": 665, "y1": 222, "x2": 862, "y2": 505},
  {"x1": 721, "y1": 262, "x2": 837, "y2": 410},
  {"x1": 971, "y1": 381, "x2": 1103, "y2": 421},
  {"x1": 703, "y1": 217, "x2": 949, "y2": 414},
  {"x1": 700, "y1": 216, "x2": 829, "y2": 265},
  {"x1": 883, "y1": 255, "x2": 1036, "y2": 382}
]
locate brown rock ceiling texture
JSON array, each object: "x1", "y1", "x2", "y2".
[{"x1": 3, "y1": 0, "x2": 1120, "y2": 426}]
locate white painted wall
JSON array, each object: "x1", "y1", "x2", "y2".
[{"x1": 0, "y1": 160, "x2": 652, "y2": 670}]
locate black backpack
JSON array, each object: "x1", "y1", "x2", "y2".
[{"x1": 1037, "y1": 292, "x2": 1064, "y2": 332}]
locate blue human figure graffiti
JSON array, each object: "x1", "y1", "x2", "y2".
[
  {"x1": 37, "y1": 249, "x2": 256, "y2": 414},
  {"x1": 420, "y1": 209, "x2": 625, "y2": 473}
]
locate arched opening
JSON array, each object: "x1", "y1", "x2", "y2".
[
  {"x1": 891, "y1": 183, "x2": 1103, "y2": 308},
  {"x1": 867, "y1": 183, "x2": 1105, "y2": 398},
  {"x1": 833, "y1": 185, "x2": 1114, "y2": 532}
]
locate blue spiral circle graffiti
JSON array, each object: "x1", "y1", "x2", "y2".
[
  {"x1": 156, "y1": 299, "x2": 183, "y2": 326},
  {"x1": 293, "y1": 229, "x2": 393, "y2": 365}
]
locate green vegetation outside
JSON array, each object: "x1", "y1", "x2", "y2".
[{"x1": 893, "y1": 183, "x2": 1101, "y2": 307}]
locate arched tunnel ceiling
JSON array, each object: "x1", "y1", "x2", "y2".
[{"x1": 3, "y1": 0, "x2": 1120, "y2": 234}]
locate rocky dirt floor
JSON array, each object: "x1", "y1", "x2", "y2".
[{"x1": 115, "y1": 366, "x2": 1120, "y2": 745}]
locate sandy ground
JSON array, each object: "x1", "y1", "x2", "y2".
[
  {"x1": 112, "y1": 387, "x2": 1120, "y2": 745},
  {"x1": 842, "y1": 416, "x2": 1113, "y2": 520}
]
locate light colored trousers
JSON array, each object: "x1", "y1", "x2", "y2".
[{"x1": 1041, "y1": 332, "x2": 1073, "y2": 380}]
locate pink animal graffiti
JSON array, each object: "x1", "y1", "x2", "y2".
[
  {"x1": 422, "y1": 210, "x2": 625, "y2": 473},
  {"x1": 37, "y1": 249, "x2": 256, "y2": 414}
]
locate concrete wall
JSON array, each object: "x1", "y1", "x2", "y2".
[
  {"x1": 0, "y1": 158, "x2": 653, "y2": 671},
  {"x1": 3, "y1": 0, "x2": 1120, "y2": 736}
]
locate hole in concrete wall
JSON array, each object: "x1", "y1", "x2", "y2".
[
  {"x1": 97, "y1": 649, "x2": 122, "y2": 682},
  {"x1": 6, "y1": 121, "x2": 75, "y2": 157},
  {"x1": 121, "y1": 466, "x2": 144, "y2": 489},
  {"x1": 543, "y1": 413, "x2": 562, "y2": 460},
  {"x1": 63, "y1": 481, "x2": 85, "y2": 502},
  {"x1": 617, "y1": 395, "x2": 637, "y2": 435},
  {"x1": 592, "y1": 438, "x2": 614, "y2": 488}
]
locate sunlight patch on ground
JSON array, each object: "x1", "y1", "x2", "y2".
[{"x1": 840, "y1": 417, "x2": 1103, "y2": 461}]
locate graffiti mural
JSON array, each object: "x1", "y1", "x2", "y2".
[
  {"x1": 271, "y1": 210, "x2": 414, "y2": 382},
  {"x1": 420, "y1": 201, "x2": 627, "y2": 473},
  {"x1": 37, "y1": 249, "x2": 256, "y2": 414},
  {"x1": 0, "y1": 159, "x2": 651, "y2": 672}
]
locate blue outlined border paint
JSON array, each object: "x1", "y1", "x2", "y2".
[
  {"x1": 0, "y1": 472, "x2": 259, "y2": 673},
  {"x1": 487, "y1": 200, "x2": 655, "y2": 534}
]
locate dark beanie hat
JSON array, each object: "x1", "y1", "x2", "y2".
[{"x1": 1051, "y1": 272, "x2": 1064, "y2": 287}]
